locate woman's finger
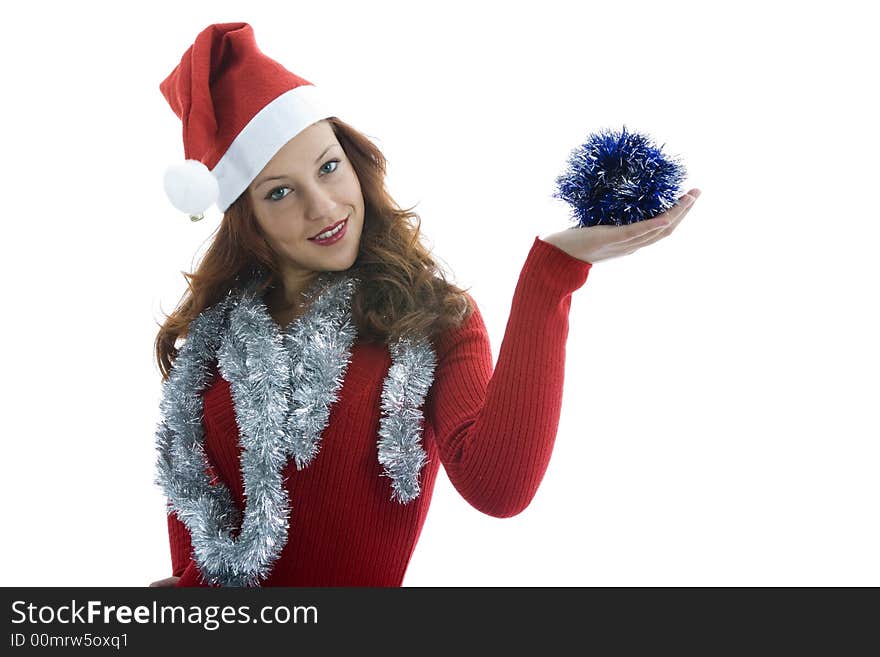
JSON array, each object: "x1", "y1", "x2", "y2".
[
  {"x1": 615, "y1": 195, "x2": 692, "y2": 243},
  {"x1": 664, "y1": 194, "x2": 696, "y2": 222},
  {"x1": 616, "y1": 214, "x2": 674, "y2": 245},
  {"x1": 607, "y1": 216, "x2": 666, "y2": 248},
  {"x1": 622, "y1": 191, "x2": 700, "y2": 244},
  {"x1": 616, "y1": 227, "x2": 670, "y2": 255},
  {"x1": 613, "y1": 204, "x2": 696, "y2": 256}
]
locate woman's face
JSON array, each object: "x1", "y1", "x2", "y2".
[{"x1": 247, "y1": 120, "x2": 364, "y2": 277}]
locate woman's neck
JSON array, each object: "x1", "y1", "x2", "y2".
[{"x1": 265, "y1": 272, "x2": 317, "y2": 311}]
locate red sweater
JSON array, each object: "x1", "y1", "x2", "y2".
[{"x1": 167, "y1": 236, "x2": 592, "y2": 586}]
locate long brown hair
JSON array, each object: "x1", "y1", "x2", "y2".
[{"x1": 154, "y1": 117, "x2": 474, "y2": 381}]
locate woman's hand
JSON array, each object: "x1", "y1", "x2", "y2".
[
  {"x1": 149, "y1": 576, "x2": 180, "y2": 587},
  {"x1": 541, "y1": 189, "x2": 701, "y2": 264}
]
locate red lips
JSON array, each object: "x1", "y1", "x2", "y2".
[{"x1": 309, "y1": 216, "x2": 348, "y2": 240}]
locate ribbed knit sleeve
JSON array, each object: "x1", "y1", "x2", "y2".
[
  {"x1": 425, "y1": 236, "x2": 592, "y2": 518},
  {"x1": 166, "y1": 507, "x2": 193, "y2": 578}
]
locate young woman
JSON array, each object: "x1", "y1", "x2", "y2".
[{"x1": 149, "y1": 22, "x2": 700, "y2": 588}]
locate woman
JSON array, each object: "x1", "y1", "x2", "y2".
[{"x1": 149, "y1": 22, "x2": 700, "y2": 587}]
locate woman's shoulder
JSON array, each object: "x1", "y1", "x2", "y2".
[{"x1": 429, "y1": 291, "x2": 487, "y2": 358}]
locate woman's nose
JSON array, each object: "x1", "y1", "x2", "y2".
[{"x1": 304, "y1": 186, "x2": 337, "y2": 221}]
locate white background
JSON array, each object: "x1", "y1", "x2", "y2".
[{"x1": 2, "y1": 0, "x2": 877, "y2": 587}]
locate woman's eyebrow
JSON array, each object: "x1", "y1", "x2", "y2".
[
  {"x1": 313, "y1": 143, "x2": 338, "y2": 163},
  {"x1": 254, "y1": 144, "x2": 340, "y2": 189}
]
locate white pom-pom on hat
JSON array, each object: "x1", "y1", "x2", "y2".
[{"x1": 163, "y1": 159, "x2": 219, "y2": 217}]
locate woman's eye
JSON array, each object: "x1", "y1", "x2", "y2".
[
  {"x1": 267, "y1": 186, "x2": 291, "y2": 201},
  {"x1": 321, "y1": 159, "x2": 340, "y2": 174},
  {"x1": 265, "y1": 160, "x2": 341, "y2": 202}
]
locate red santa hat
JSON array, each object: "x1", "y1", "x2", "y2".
[{"x1": 159, "y1": 22, "x2": 338, "y2": 220}]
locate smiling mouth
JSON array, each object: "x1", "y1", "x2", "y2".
[{"x1": 309, "y1": 216, "x2": 349, "y2": 241}]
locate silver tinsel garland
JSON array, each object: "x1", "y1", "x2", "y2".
[{"x1": 154, "y1": 272, "x2": 437, "y2": 586}]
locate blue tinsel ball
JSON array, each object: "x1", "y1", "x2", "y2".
[{"x1": 553, "y1": 125, "x2": 687, "y2": 228}]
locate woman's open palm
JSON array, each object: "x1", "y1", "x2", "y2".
[{"x1": 542, "y1": 189, "x2": 701, "y2": 264}]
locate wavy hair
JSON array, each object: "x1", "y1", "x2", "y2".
[{"x1": 155, "y1": 117, "x2": 474, "y2": 381}]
